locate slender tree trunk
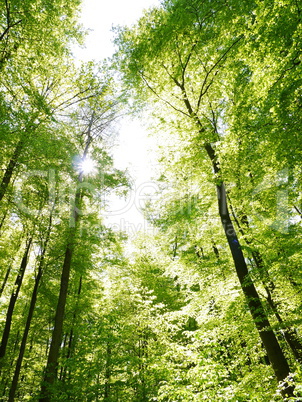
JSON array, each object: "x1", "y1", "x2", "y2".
[
  {"x1": 8, "y1": 210, "x2": 54, "y2": 401},
  {"x1": 0, "y1": 139, "x2": 23, "y2": 202},
  {"x1": 194, "y1": 244, "x2": 204, "y2": 260},
  {"x1": 39, "y1": 180, "x2": 83, "y2": 401},
  {"x1": 138, "y1": 333, "x2": 147, "y2": 402},
  {"x1": 211, "y1": 240, "x2": 226, "y2": 279},
  {"x1": 39, "y1": 115, "x2": 96, "y2": 401},
  {"x1": 58, "y1": 333, "x2": 69, "y2": 382},
  {"x1": 212, "y1": 242, "x2": 220, "y2": 261},
  {"x1": 265, "y1": 287, "x2": 302, "y2": 362},
  {"x1": 204, "y1": 143, "x2": 293, "y2": 397},
  {"x1": 0, "y1": 264, "x2": 12, "y2": 298},
  {"x1": 293, "y1": 205, "x2": 302, "y2": 220},
  {"x1": 8, "y1": 264, "x2": 43, "y2": 401},
  {"x1": 175, "y1": 82, "x2": 293, "y2": 394},
  {"x1": 229, "y1": 199, "x2": 302, "y2": 362},
  {"x1": 172, "y1": 236, "x2": 178, "y2": 259},
  {"x1": 39, "y1": 235, "x2": 76, "y2": 401},
  {"x1": 61, "y1": 276, "x2": 82, "y2": 384},
  {"x1": 0, "y1": 238, "x2": 32, "y2": 364},
  {"x1": 0, "y1": 208, "x2": 8, "y2": 234},
  {"x1": 96, "y1": 373, "x2": 100, "y2": 401}
]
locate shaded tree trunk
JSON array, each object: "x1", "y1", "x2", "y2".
[
  {"x1": 229, "y1": 199, "x2": 302, "y2": 363},
  {"x1": 204, "y1": 142, "x2": 293, "y2": 398},
  {"x1": 173, "y1": 77, "x2": 293, "y2": 393},
  {"x1": 0, "y1": 139, "x2": 23, "y2": 202},
  {"x1": 39, "y1": 231, "x2": 77, "y2": 401},
  {"x1": 265, "y1": 288, "x2": 302, "y2": 363},
  {"x1": 0, "y1": 238, "x2": 32, "y2": 364},
  {"x1": 137, "y1": 330, "x2": 148, "y2": 402},
  {"x1": 293, "y1": 205, "x2": 302, "y2": 220},
  {"x1": 8, "y1": 209, "x2": 54, "y2": 401},
  {"x1": 0, "y1": 208, "x2": 8, "y2": 234},
  {"x1": 60, "y1": 276, "x2": 82, "y2": 384},
  {"x1": 0, "y1": 264, "x2": 12, "y2": 298},
  {"x1": 40, "y1": 112, "x2": 97, "y2": 401},
  {"x1": 58, "y1": 332, "x2": 69, "y2": 382},
  {"x1": 172, "y1": 236, "x2": 178, "y2": 259}
]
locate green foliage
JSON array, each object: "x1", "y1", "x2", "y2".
[
  {"x1": 113, "y1": 0, "x2": 302, "y2": 399},
  {"x1": 1, "y1": 0, "x2": 302, "y2": 401}
]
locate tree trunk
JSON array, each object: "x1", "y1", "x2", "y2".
[
  {"x1": 8, "y1": 209, "x2": 54, "y2": 401},
  {"x1": 0, "y1": 264, "x2": 12, "y2": 298},
  {"x1": 204, "y1": 143, "x2": 293, "y2": 398},
  {"x1": 0, "y1": 208, "x2": 8, "y2": 235},
  {"x1": 61, "y1": 276, "x2": 82, "y2": 384},
  {"x1": 8, "y1": 262, "x2": 43, "y2": 401},
  {"x1": 39, "y1": 185, "x2": 83, "y2": 401},
  {"x1": 0, "y1": 238, "x2": 32, "y2": 364},
  {"x1": 229, "y1": 199, "x2": 302, "y2": 362},
  {"x1": 59, "y1": 332, "x2": 69, "y2": 382},
  {"x1": 0, "y1": 139, "x2": 23, "y2": 202},
  {"x1": 177, "y1": 82, "x2": 293, "y2": 395},
  {"x1": 39, "y1": 114, "x2": 96, "y2": 401},
  {"x1": 39, "y1": 239, "x2": 75, "y2": 401},
  {"x1": 265, "y1": 284, "x2": 302, "y2": 363}
]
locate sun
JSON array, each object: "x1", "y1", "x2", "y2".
[{"x1": 78, "y1": 156, "x2": 97, "y2": 175}]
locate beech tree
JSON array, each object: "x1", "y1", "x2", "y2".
[
  {"x1": 1, "y1": 0, "x2": 301, "y2": 400},
  {"x1": 0, "y1": 0, "x2": 83, "y2": 69},
  {"x1": 39, "y1": 77, "x2": 127, "y2": 400},
  {"x1": 114, "y1": 0, "x2": 301, "y2": 397}
]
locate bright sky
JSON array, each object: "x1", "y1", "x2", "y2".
[
  {"x1": 73, "y1": 0, "x2": 161, "y2": 236},
  {"x1": 75, "y1": 0, "x2": 160, "y2": 60}
]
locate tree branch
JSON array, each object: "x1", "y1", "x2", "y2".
[
  {"x1": 195, "y1": 35, "x2": 243, "y2": 111},
  {"x1": 140, "y1": 72, "x2": 191, "y2": 118},
  {"x1": 0, "y1": 0, "x2": 22, "y2": 42}
]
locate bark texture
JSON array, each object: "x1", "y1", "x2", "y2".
[{"x1": 204, "y1": 143, "x2": 293, "y2": 397}]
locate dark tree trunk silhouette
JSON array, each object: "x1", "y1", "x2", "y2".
[
  {"x1": 0, "y1": 238, "x2": 32, "y2": 364},
  {"x1": 0, "y1": 264, "x2": 12, "y2": 298},
  {"x1": 60, "y1": 276, "x2": 82, "y2": 384},
  {"x1": 229, "y1": 199, "x2": 302, "y2": 363},
  {"x1": 104, "y1": 339, "x2": 111, "y2": 401},
  {"x1": 39, "y1": 231, "x2": 77, "y2": 401},
  {"x1": 172, "y1": 70, "x2": 294, "y2": 394},
  {"x1": 204, "y1": 142, "x2": 293, "y2": 397},
  {"x1": 40, "y1": 113, "x2": 96, "y2": 401},
  {"x1": 8, "y1": 209, "x2": 54, "y2": 401},
  {"x1": 0, "y1": 139, "x2": 23, "y2": 203}
]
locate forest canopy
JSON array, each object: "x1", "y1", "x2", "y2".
[{"x1": 0, "y1": 0, "x2": 301, "y2": 401}]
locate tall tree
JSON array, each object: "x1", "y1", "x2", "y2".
[
  {"x1": 0, "y1": 236, "x2": 32, "y2": 364},
  {"x1": 39, "y1": 81, "x2": 127, "y2": 400},
  {"x1": 8, "y1": 203, "x2": 55, "y2": 401},
  {"x1": 114, "y1": 0, "x2": 299, "y2": 396}
]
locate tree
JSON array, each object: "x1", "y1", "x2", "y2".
[
  {"x1": 39, "y1": 79, "x2": 128, "y2": 400},
  {"x1": 0, "y1": 0, "x2": 83, "y2": 69},
  {"x1": 114, "y1": 0, "x2": 301, "y2": 396},
  {"x1": 0, "y1": 236, "x2": 32, "y2": 364},
  {"x1": 1, "y1": 0, "x2": 301, "y2": 400},
  {"x1": 8, "y1": 203, "x2": 55, "y2": 401}
]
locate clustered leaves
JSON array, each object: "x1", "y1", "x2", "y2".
[
  {"x1": 113, "y1": 0, "x2": 302, "y2": 399},
  {"x1": 0, "y1": 0, "x2": 302, "y2": 401}
]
